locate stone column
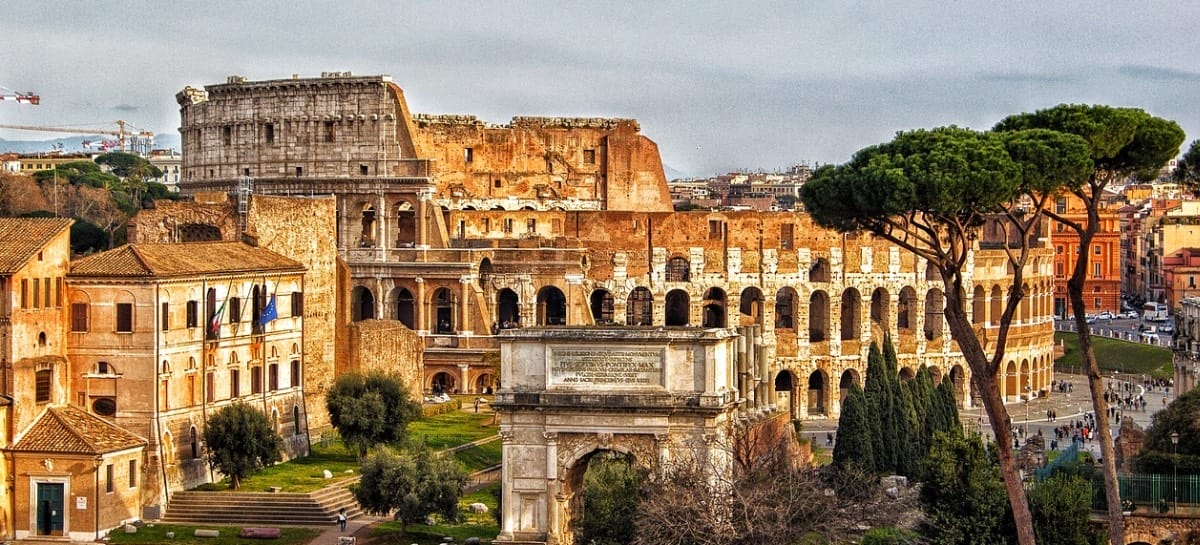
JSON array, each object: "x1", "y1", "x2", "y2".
[
  {"x1": 415, "y1": 277, "x2": 426, "y2": 333},
  {"x1": 497, "y1": 430, "x2": 516, "y2": 540},
  {"x1": 458, "y1": 364, "x2": 470, "y2": 394},
  {"x1": 416, "y1": 187, "x2": 434, "y2": 248},
  {"x1": 459, "y1": 276, "x2": 472, "y2": 334},
  {"x1": 543, "y1": 432, "x2": 560, "y2": 545}
]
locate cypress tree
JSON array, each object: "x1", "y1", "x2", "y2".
[
  {"x1": 936, "y1": 378, "x2": 962, "y2": 437},
  {"x1": 896, "y1": 380, "x2": 923, "y2": 478},
  {"x1": 833, "y1": 382, "x2": 875, "y2": 470},
  {"x1": 883, "y1": 334, "x2": 905, "y2": 473},
  {"x1": 863, "y1": 341, "x2": 890, "y2": 473}
]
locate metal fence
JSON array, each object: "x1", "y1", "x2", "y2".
[{"x1": 1088, "y1": 473, "x2": 1200, "y2": 512}]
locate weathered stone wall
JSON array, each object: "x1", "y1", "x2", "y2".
[
  {"x1": 345, "y1": 319, "x2": 423, "y2": 397},
  {"x1": 1123, "y1": 512, "x2": 1200, "y2": 544}
]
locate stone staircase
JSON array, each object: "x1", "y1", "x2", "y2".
[{"x1": 160, "y1": 481, "x2": 362, "y2": 526}]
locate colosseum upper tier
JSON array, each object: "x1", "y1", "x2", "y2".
[{"x1": 174, "y1": 73, "x2": 1055, "y2": 418}]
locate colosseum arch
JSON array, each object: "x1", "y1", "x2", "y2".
[
  {"x1": 702, "y1": 287, "x2": 726, "y2": 328},
  {"x1": 990, "y1": 284, "x2": 1003, "y2": 326},
  {"x1": 838, "y1": 369, "x2": 860, "y2": 405},
  {"x1": 358, "y1": 203, "x2": 378, "y2": 247},
  {"x1": 589, "y1": 289, "x2": 613, "y2": 325},
  {"x1": 809, "y1": 291, "x2": 829, "y2": 342},
  {"x1": 664, "y1": 289, "x2": 690, "y2": 326},
  {"x1": 972, "y1": 285, "x2": 986, "y2": 325},
  {"x1": 898, "y1": 367, "x2": 916, "y2": 381},
  {"x1": 775, "y1": 287, "x2": 797, "y2": 329},
  {"x1": 665, "y1": 256, "x2": 690, "y2": 282},
  {"x1": 897, "y1": 287, "x2": 916, "y2": 333},
  {"x1": 394, "y1": 201, "x2": 416, "y2": 245},
  {"x1": 924, "y1": 288, "x2": 944, "y2": 340},
  {"x1": 774, "y1": 370, "x2": 797, "y2": 419},
  {"x1": 351, "y1": 285, "x2": 375, "y2": 322},
  {"x1": 870, "y1": 288, "x2": 889, "y2": 331},
  {"x1": 739, "y1": 287, "x2": 764, "y2": 326},
  {"x1": 840, "y1": 288, "x2": 861, "y2": 341},
  {"x1": 498, "y1": 288, "x2": 521, "y2": 328},
  {"x1": 536, "y1": 286, "x2": 567, "y2": 326},
  {"x1": 807, "y1": 370, "x2": 828, "y2": 415},
  {"x1": 626, "y1": 287, "x2": 653, "y2": 326},
  {"x1": 432, "y1": 287, "x2": 456, "y2": 333},
  {"x1": 179, "y1": 223, "x2": 223, "y2": 242},
  {"x1": 392, "y1": 288, "x2": 415, "y2": 329}
]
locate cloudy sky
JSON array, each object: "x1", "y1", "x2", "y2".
[{"x1": 3, "y1": 1, "x2": 1200, "y2": 176}]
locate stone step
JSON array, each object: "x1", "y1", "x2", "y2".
[{"x1": 163, "y1": 483, "x2": 363, "y2": 527}]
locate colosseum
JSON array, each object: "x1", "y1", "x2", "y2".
[{"x1": 171, "y1": 72, "x2": 1056, "y2": 419}]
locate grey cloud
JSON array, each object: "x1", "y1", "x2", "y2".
[
  {"x1": 114, "y1": 104, "x2": 139, "y2": 112},
  {"x1": 1118, "y1": 65, "x2": 1200, "y2": 82}
]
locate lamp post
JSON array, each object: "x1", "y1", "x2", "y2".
[
  {"x1": 1172, "y1": 431, "x2": 1180, "y2": 513},
  {"x1": 1024, "y1": 383, "x2": 1031, "y2": 440}
]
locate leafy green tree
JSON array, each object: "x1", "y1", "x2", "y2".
[
  {"x1": 801, "y1": 126, "x2": 1085, "y2": 545},
  {"x1": 352, "y1": 445, "x2": 468, "y2": 534},
  {"x1": 1028, "y1": 473, "x2": 1100, "y2": 545},
  {"x1": 833, "y1": 382, "x2": 874, "y2": 471},
  {"x1": 326, "y1": 371, "x2": 421, "y2": 458},
  {"x1": 203, "y1": 402, "x2": 283, "y2": 489},
  {"x1": 95, "y1": 151, "x2": 162, "y2": 179},
  {"x1": 920, "y1": 431, "x2": 1014, "y2": 545},
  {"x1": 1133, "y1": 386, "x2": 1200, "y2": 474},
  {"x1": 578, "y1": 451, "x2": 645, "y2": 545},
  {"x1": 68, "y1": 217, "x2": 108, "y2": 253},
  {"x1": 996, "y1": 105, "x2": 1185, "y2": 545}
]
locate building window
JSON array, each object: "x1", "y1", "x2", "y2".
[
  {"x1": 20, "y1": 279, "x2": 26, "y2": 308},
  {"x1": 116, "y1": 303, "x2": 133, "y2": 333},
  {"x1": 1056, "y1": 245, "x2": 1063, "y2": 254},
  {"x1": 494, "y1": 179, "x2": 501, "y2": 188},
  {"x1": 709, "y1": 220, "x2": 724, "y2": 240},
  {"x1": 1056, "y1": 197, "x2": 1066, "y2": 214},
  {"x1": 55, "y1": 277, "x2": 62, "y2": 307},
  {"x1": 106, "y1": 464, "x2": 114, "y2": 493},
  {"x1": 32, "y1": 278, "x2": 39, "y2": 308},
  {"x1": 503, "y1": 218, "x2": 513, "y2": 233},
  {"x1": 35, "y1": 369, "x2": 51, "y2": 403},
  {"x1": 290, "y1": 360, "x2": 301, "y2": 387},
  {"x1": 186, "y1": 300, "x2": 199, "y2": 328},
  {"x1": 231, "y1": 369, "x2": 240, "y2": 398},
  {"x1": 265, "y1": 123, "x2": 275, "y2": 144},
  {"x1": 229, "y1": 297, "x2": 241, "y2": 323},
  {"x1": 71, "y1": 303, "x2": 89, "y2": 332},
  {"x1": 205, "y1": 372, "x2": 215, "y2": 403},
  {"x1": 269, "y1": 363, "x2": 279, "y2": 391},
  {"x1": 464, "y1": 148, "x2": 474, "y2": 163},
  {"x1": 129, "y1": 459, "x2": 137, "y2": 488},
  {"x1": 295, "y1": 166, "x2": 303, "y2": 177},
  {"x1": 161, "y1": 302, "x2": 170, "y2": 331},
  {"x1": 526, "y1": 218, "x2": 536, "y2": 233},
  {"x1": 1094, "y1": 297, "x2": 1102, "y2": 308},
  {"x1": 222, "y1": 126, "x2": 232, "y2": 146},
  {"x1": 1094, "y1": 245, "x2": 1101, "y2": 255},
  {"x1": 1093, "y1": 263, "x2": 1102, "y2": 278},
  {"x1": 583, "y1": 149, "x2": 596, "y2": 164},
  {"x1": 42, "y1": 277, "x2": 50, "y2": 308},
  {"x1": 324, "y1": 121, "x2": 336, "y2": 142},
  {"x1": 781, "y1": 224, "x2": 794, "y2": 250},
  {"x1": 291, "y1": 292, "x2": 304, "y2": 318},
  {"x1": 251, "y1": 366, "x2": 263, "y2": 394},
  {"x1": 360, "y1": 164, "x2": 369, "y2": 175}
]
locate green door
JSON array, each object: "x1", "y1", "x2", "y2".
[{"x1": 36, "y1": 482, "x2": 64, "y2": 536}]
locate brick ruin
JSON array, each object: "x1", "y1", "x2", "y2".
[{"x1": 161, "y1": 73, "x2": 1058, "y2": 421}]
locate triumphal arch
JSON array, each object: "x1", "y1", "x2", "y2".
[{"x1": 493, "y1": 326, "x2": 746, "y2": 545}]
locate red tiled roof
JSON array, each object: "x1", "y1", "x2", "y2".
[
  {"x1": 70, "y1": 241, "x2": 304, "y2": 278},
  {"x1": 0, "y1": 217, "x2": 72, "y2": 274},
  {"x1": 12, "y1": 405, "x2": 146, "y2": 454}
]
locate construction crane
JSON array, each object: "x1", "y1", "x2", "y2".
[
  {"x1": 0, "y1": 85, "x2": 39, "y2": 104},
  {"x1": 0, "y1": 120, "x2": 154, "y2": 154}
]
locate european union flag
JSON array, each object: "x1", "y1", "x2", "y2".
[{"x1": 260, "y1": 294, "x2": 278, "y2": 325}]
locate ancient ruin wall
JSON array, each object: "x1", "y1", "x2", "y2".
[{"x1": 346, "y1": 319, "x2": 423, "y2": 397}]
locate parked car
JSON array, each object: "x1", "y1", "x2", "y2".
[
  {"x1": 1122, "y1": 311, "x2": 1141, "y2": 319},
  {"x1": 1085, "y1": 315, "x2": 1097, "y2": 324},
  {"x1": 1097, "y1": 311, "x2": 1115, "y2": 320}
]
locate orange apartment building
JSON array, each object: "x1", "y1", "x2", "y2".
[{"x1": 1051, "y1": 194, "x2": 1122, "y2": 317}]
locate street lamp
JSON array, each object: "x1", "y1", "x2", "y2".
[
  {"x1": 1024, "y1": 383, "x2": 1031, "y2": 440},
  {"x1": 1172, "y1": 431, "x2": 1180, "y2": 513}
]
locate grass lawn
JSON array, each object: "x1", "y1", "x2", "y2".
[
  {"x1": 408, "y1": 410, "x2": 498, "y2": 450},
  {"x1": 1053, "y1": 332, "x2": 1173, "y2": 379},
  {"x1": 194, "y1": 440, "x2": 358, "y2": 493},
  {"x1": 369, "y1": 483, "x2": 500, "y2": 545},
  {"x1": 108, "y1": 524, "x2": 319, "y2": 545},
  {"x1": 452, "y1": 439, "x2": 502, "y2": 473}
]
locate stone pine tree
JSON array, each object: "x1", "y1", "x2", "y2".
[
  {"x1": 1176, "y1": 139, "x2": 1200, "y2": 193},
  {"x1": 863, "y1": 342, "x2": 892, "y2": 473},
  {"x1": 833, "y1": 382, "x2": 875, "y2": 471},
  {"x1": 996, "y1": 105, "x2": 1185, "y2": 545},
  {"x1": 203, "y1": 402, "x2": 284, "y2": 489},
  {"x1": 802, "y1": 126, "x2": 1092, "y2": 545}
]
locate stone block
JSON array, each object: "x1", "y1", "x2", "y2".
[
  {"x1": 124, "y1": 524, "x2": 138, "y2": 534},
  {"x1": 468, "y1": 502, "x2": 488, "y2": 514},
  {"x1": 240, "y1": 527, "x2": 282, "y2": 539},
  {"x1": 323, "y1": 469, "x2": 334, "y2": 479},
  {"x1": 194, "y1": 529, "x2": 220, "y2": 538}
]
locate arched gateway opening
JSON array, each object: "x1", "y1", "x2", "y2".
[{"x1": 494, "y1": 327, "x2": 743, "y2": 545}]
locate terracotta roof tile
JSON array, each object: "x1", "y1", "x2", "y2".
[
  {"x1": 12, "y1": 405, "x2": 146, "y2": 454},
  {"x1": 70, "y1": 241, "x2": 304, "y2": 278},
  {"x1": 0, "y1": 217, "x2": 72, "y2": 274}
]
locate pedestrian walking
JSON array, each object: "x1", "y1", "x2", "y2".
[{"x1": 337, "y1": 508, "x2": 347, "y2": 532}]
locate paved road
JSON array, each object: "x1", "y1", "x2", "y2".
[
  {"x1": 807, "y1": 372, "x2": 1174, "y2": 461},
  {"x1": 1055, "y1": 316, "x2": 1173, "y2": 348}
]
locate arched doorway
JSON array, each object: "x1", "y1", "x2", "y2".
[
  {"x1": 664, "y1": 289, "x2": 690, "y2": 326},
  {"x1": 564, "y1": 450, "x2": 644, "y2": 545},
  {"x1": 536, "y1": 286, "x2": 567, "y2": 326},
  {"x1": 924, "y1": 289, "x2": 944, "y2": 340},
  {"x1": 774, "y1": 370, "x2": 796, "y2": 418},
  {"x1": 839, "y1": 369, "x2": 859, "y2": 405},
  {"x1": 475, "y1": 373, "x2": 496, "y2": 395},
  {"x1": 498, "y1": 288, "x2": 520, "y2": 328},
  {"x1": 739, "y1": 287, "x2": 764, "y2": 325},
  {"x1": 430, "y1": 371, "x2": 456, "y2": 395},
  {"x1": 352, "y1": 286, "x2": 375, "y2": 322},
  {"x1": 702, "y1": 288, "x2": 726, "y2": 328},
  {"x1": 626, "y1": 287, "x2": 653, "y2": 326},
  {"x1": 479, "y1": 258, "x2": 493, "y2": 290},
  {"x1": 949, "y1": 364, "x2": 966, "y2": 406},
  {"x1": 841, "y1": 288, "x2": 861, "y2": 340},
  {"x1": 898, "y1": 287, "x2": 916, "y2": 334},
  {"x1": 433, "y1": 288, "x2": 455, "y2": 334},
  {"x1": 395, "y1": 201, "x2": 416, "y2": 246},
  {"x1": 808, "y1": 370, "x2": 827, "y2": 415},
  {"x1": 809, "y1": 291, "x2": 829, "y2": 342},
  {"x1": 395, "y1": 288, "x2": 415, "y2": 329},
  {"x1": 870, "y1": 288, "x2": 889, "y2": 332},
  {"x1": 359, "y1": 204, "x2": 377, "y2": 247},
  {"x1": 898, "y1": 367, "x2": 915, "y2": 381},
  {"x1": 589, "y1": 290, "x2": 614, "y2": 324},
  {"x1": 775, "y1": 287, "x2": 796, "y2": 329}
]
